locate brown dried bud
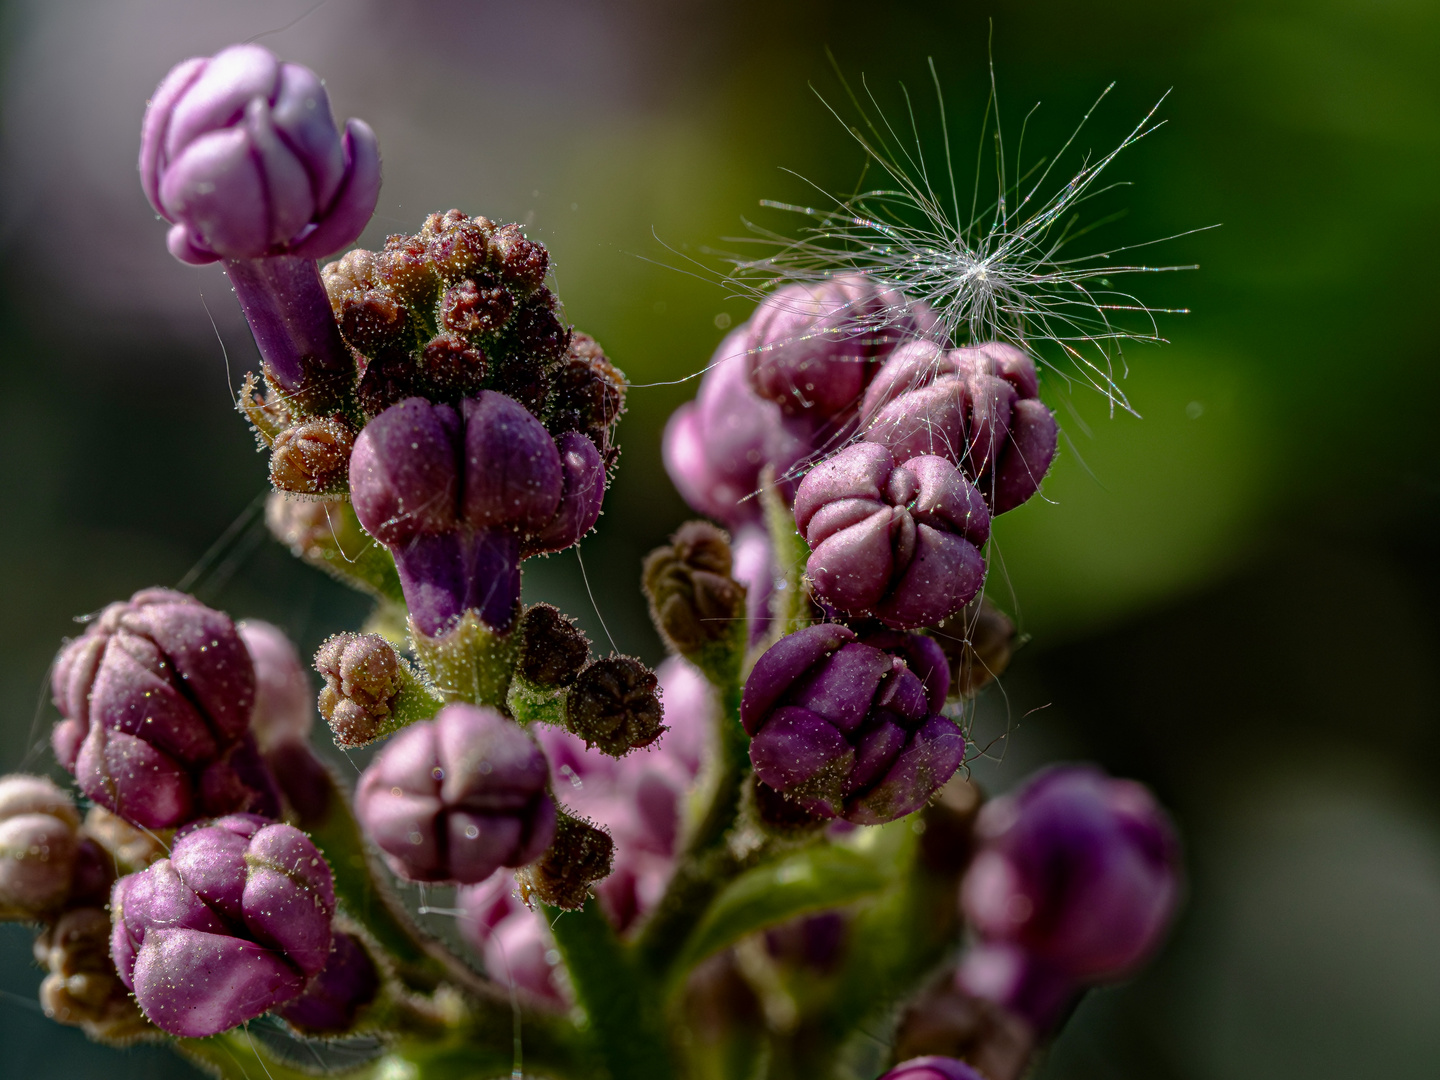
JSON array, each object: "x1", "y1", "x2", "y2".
[
  {"x1": 749, "y1": 777, "x2": 830, "y2": 838},
  {"x1": 421, "y1": 332, "x2": 488, "y2": 398},
  {"x1": 0, "y1": 775, "x2": 81, "y2": 919},
  {"x1": 507, "y1": 289, "x2": 570, "y2": 365},
  {"x1": 374, "y1": 233, "x2": 443, "y2": 310},
  {"x1": 565, "y1": 656, "x2": 665, "y2": 756},
  {"x1": 424, "y1": 210, "x2": 493, "y2": 282},
  {"x1": 929, "y1": 597, "x2": 1018, "y2": 700},
  {"x1": 321, "y1": 248, "x2": 377, "y2": 314},
  {"x1": 316, "y1": 633, "x2": 404, "y2": 748},
  {"x1": 80, "y1": 806, "x2": 168, "y2": 876},
  {"x1": 269, "y1": 417, "x2": 356, "y2": 495},
  {"x1": 643, "y1": 521, "x2": 746, "y2": 657},
  {"x1": 545, "y1": 332, "x2": 626, "y2": 467},
  {"x1": 440, "y1": 277, "x2": 516, "y2": 336},
  {"x1": 516, "y1": 811, "x2": 614, "y2": 911},
  {"x1": 892, "y1": 975, "x2": 1035, "y2": 1080},
  {"x1": 516, "y1": 604, "x2": 590, "y2": 689},
  {"x1": 35, "y1": 907, "x2": 152, "y2": 1044},
  {"x1": 339, "y1": 289, "x2": 410, "y2": 353},
  {"x1": 490, "y1": 223, "x2": 550, "y2": 293},
  {"x1": 356, "y1": 348, "x2": 421, "y2": 417}
]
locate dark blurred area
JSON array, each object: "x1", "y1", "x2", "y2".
[{"x1": 1, "y1": 0, "x2": 1437, "y2": 1076}]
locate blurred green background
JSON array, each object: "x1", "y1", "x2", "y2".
[{"x1": 1, "y1": 0, "x2": 1437, "y2": 1076}]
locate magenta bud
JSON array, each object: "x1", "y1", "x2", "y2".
[
  {"x1": 0, "y1": 775, "x2": 82, "y2": 919},
  {"x1": 111, "y1": 814, "x2": 335, "y2": 1037},
  {"x1": 794, "y1": 442, "x2": 989, "y2": 629},
  {"x1": 959, "y1": 766, "x2": 1181, "y2": 1027},
  {"x1": 741, "y1": 625, "x2": 963, "y2": 824},
  {"x1": 458, "y1": 874, "x2": 567, "y2": 1003},
  {"x1": 277, "y1": 930, "x2": 380, "y2": 1034},
  {"x1": 354, "y1": 704, "x2": 556, "y2": 884},
  {"x1": 140, "y1": 44, "x2": 379, "y2": 265},
  {"x1": 237, "y1": 620, "x2": 314, "y2": 749},
  {"x1": 50, "y1": 589, "x2": 278, "y2": 829},
  {"x1": 879, "y1": 1057, "x2": 988, "y2": 1080}
]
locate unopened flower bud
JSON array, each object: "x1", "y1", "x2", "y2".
[
  {"x1": 544, "y1": 332, "x2": 626, "y2": 470},
  {"x1": 565, "y1": 656, "x2": 666, "y2": 756},
  {"x1": 354, "y1": 704, "x2": 556, "y2": 884},
  {"x1": 458, "y1": 873, "x2": 567, "y2": 1003},
  {"x1": 0, "y1": 775, "x2": 81, "y2": 919},
  {"x1": 423, "y1": 210, "x2": 492, "y2": 282},
  {"x1": 51, "y1": 589, "x2": 279, "y2": 829},
  {"x1": 421, "y1": 331, "x2": 488, "y2": 397},
  {"x1": 265, "y1": 493, "x2": 404, "y2": 604},
  {"x1": 237, "y1": 620, "x2": 314, "y2": 749},
  {"x1": 340, "y1": 289, "x2": 411, "y2": 354},
  {"x1": 878, "y1": 1057, "x2": 988, "y2": 1080},
  {"x1": 516, "y1": 810, "x2": 615, "y2": 911},
  {"x1": 929, "y1": 598, "x2": 1018, "y2": 700},
  {"x1": 643, "y1": 521, "x2": 747, "y2": 661},
  {"x1": 741, "y1": 624, "x2": 962, "y2": 824},
  {"x1": 269, "y1": 417, "x2": 355, "y2": 495},
  {"x1": 277, "y1": 929, "x2": 381, "y2": 1035},
  {"x1": 111, "y1": 814, "x2": 335, "y2": 1036},
  {"x1": 892, "y1": 976, "x2": 1034, "y2": 1080},
  {"x1": 36, "y1": 907, "x2": 151, "y2": 1044},
  {"x1": 81, "y1": 806, "x2": 169, "y2": 876},
  {"x1": 490, "y1": 223, "x2": 550, "y2": 294},
  {"x1": 315, "y1": 632, "x2": 436, "y2": 748},
  {"x1": 516, "y1": 604, "x2": 591, "y2": 689},
  {"x1": 795, "y1": 442, "x2": 989, "y2": 630}
]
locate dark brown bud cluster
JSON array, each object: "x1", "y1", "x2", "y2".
[
  {"x1": 892, "y1": 975, "x2": 1035, "y2": 1080},
  {"x1": 643, "y1": 521, "x2": 747, "y2": 659},
  {"x1": 318, "y1": 212, "x2": 626, "y2": 463},
  {"x1": 928, "y1": 597, "x2": 1019, "y2": 700},
  {"x1": 35, "y1": 907, "x2": 152, "y2": 1044},
  {"x1": 516, "y1": 604, "x2": 591, "y2": 689},
  {"x1": 315, "y1": 633, "x2": 407, "y2": 747},
  {"x1": 517, "y1": 810, "x2": 615, "y2": 911},
  {"x1": 564, "y1": 656, "x2": 666, "y2": 756}
]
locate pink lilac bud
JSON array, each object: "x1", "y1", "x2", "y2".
[
  {"x1": 794, "y1": 442, "x2": 989, "y2": 629},
  {"x1": 237, "y1": 620, "x2": 314, "y2": 750},
  {"x1": 879, "y1": 1057, "x2": 987, "y2": 1080},
  {"x1": 349, "y1": 393, "x2": 604, "y2": 634},
  {"x1": 0, "y1": 775, "x2": 82, "y2": 919},
  {"x1": 51, "y1": 589, "x2": 279, "y2": 829},
  {"x1": 861, "y1": 341, "x2": 1059, "y2": 514},
  {"x1": 731, "y1": 524, "x2": 776, "y2": 643},
  {"x1": 458, "y1": 873, "x2": 566, "y2": 1003},
  {"x1": 354, "y1": 704, "x2": 556, "y2": 884},
  {"x1": 740, "y1": 624, "x2": 962, "y2": 825},
  {"x1": 746, "y1": 274, "x2": 935, "y2": 423},
  {"x1": 110, "y1": 813, "x2": 335, "y2": 1037},
  {"x1": 277, "y1": 930, "x2": 380, "y2": 1034},
  {"x1": 958, "y1": 765, "x2": 1181, "y2": 1031}
]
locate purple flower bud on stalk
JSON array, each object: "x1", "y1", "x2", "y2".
[
  {"x1": 0, "y1": 775, "x2": 82, "y2": 919},
  {"x1": 731, "y1": 523, "x2": 776, "y2": 643},
  {"x1": 349, "y1": 393, "x2": 604, "y2": 634},
  {"x1": 957, "y1": 765, "x2": 1181, "y2": 1030},
  {"x1": 740, "y1": 624, "x2": 963, "y2": 824},
  {"x1": 861, "y1": 341, "x2": 1058, "y2": 514},
  {"x1": 458, "y1": 873, "x2": 567, "y2": 1003},
  {"x1": 110, "y1": 813, "x2": 335, "y2": 1037},
  {"x1": 277, "y1": 930, "x2": 381, "y2": 1034},
  {"x1": 878, "y1": 1057, "x2": 988, "y2": 1080},
  {"x1": 51, "y1": 589, "x2": 279, "y2": 829},
  {"x1": 794, "y1": 442, "x2": 989, "y2": 629},
  {"x1": 237, "y1": 620, "x2": 314, "y2": 750},
  {"x1": 354, "y1": 704, "x2": 556, "y2": 884}
]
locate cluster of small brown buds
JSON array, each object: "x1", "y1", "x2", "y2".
[
  {"x1": 929, "y1": 597, "x2": 1019, "y2": 700},
  {"x1": 564, "y1": 656, "x2": 666, "y2": 756},
  {"x1": 35, "y1": 907, "x2": 153, "y2": 1044},
  {"x1": 517, "y1": 810, "x2": 615, "y2": 911},
  {"x1": 643, "y1": 521, "x2": 747, "y2": 661},
  {"x1": 516, "y1": 604, "x2": 592, "y2": 690},
  {"x1": 268, "y1": 417, "x2": 356, "y2": 495},
  {"x1": 891, "y1": 973, "x2": 1036, "y2": 1080},
  {"x1": 316, "y1": 632, "x2": 424, "y2": 747}
]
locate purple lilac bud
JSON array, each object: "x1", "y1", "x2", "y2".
[
  {"x1": 878, "y1": 1057, "x2": 987, "y2": 1080},
  {"x1": 957, "y1": 765, "x2": 1181, "y2": 1030},
  {"x1": 238, "y1": 620, "x2": 314, "y2": 750},
  {"x1": 741, "y1": 624, "x2": 963, "y2": 824},
  {"x1": 861, "y1": 341, "x2": 1059, "y2": 514},
  {"x1": 731, "y1": 524, "x2": 776, "y2": 644},
  {"x1": 140, "y1": 44, "x2": 379, "y2": 266},
  {"x1": 0, "y1": 775, "x2": 82, "y2": 919},
  {"x1": 277, "y1": 930, "x2": 380, "y2": 1034},
  {"x1": 458, "y1": 873, "x2": 567, "y2": 1003},
  {"x1": 111, "y1": 814, "x2": 335, "y2": 1037},
  {"x1": 794, "y1": 442, "x2": 990, "y2": 629},
  {"x1": 354, "y1": 704, "x2": 556, "y2": 884},
  {"x1": 51, "y1": 589, "x2": 279, "y2": 829},
  {"x1": 349, "y1": 393, "x2": 604, "y2": 634}
]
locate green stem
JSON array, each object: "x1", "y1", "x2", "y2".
[{"x1": 546, "y1": 899, "x2": 677, "y2": 1080}]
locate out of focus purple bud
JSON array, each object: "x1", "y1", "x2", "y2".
[
  {"x1": 958, "y1": 765, "x2": 1182, "y2": 1030},
  {"x1": 929, "y1": 597, "x2": 1019, "y2": 701},
  {"x1": 140, "y1": 44, "x2": 379, "y2": 265},
  {"x1": 350, "y1": 393, "x2": 603, "y2": 634},
  {"x1": 277, "y1": 930, "x2": 381, "y2": 1034},
  {"x1": 0, "y1": 775, "x2": 82, "y2": 919},
  {"x1": 795, "y1": 442, "x2": 989, "y2": 629},
  {"x1": 458, "y1": 874, "x2": 567, "y2": 1003},
  {"x1": 740, "y1": 624, "x2": 962, "y2": 824},
  {"x1": 878, "y1": 1056, "x2": 988, "y2": 1080},
  {"x1": 747, "y1": 274, "x2": 933, "y2": 422},
  {"x1": 111, "y1": 814, "x2": 335, "y2": 1037},
  {"x1": 50, "y1": 589, "x2": 279, "y2": 829},
  {"x1": 892, "y1": 971, "x2": 1034, "y2": 1080},
  {"x1": 731, "y1": 524, "x2": 776, "y2": 643},
  {"x1": 861, "y1": 341, "x2": 1058, "y2": 514},
  {"x1": 354, "y1": 704, "x2": 556, "y2": 884},
  {"x1": 238, "y1": 620, "x2": 314, "y2": 749}
]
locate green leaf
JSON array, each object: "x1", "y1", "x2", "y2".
[{"x1": 671, "y1": 843, "x2": 889, "y2": 977}]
